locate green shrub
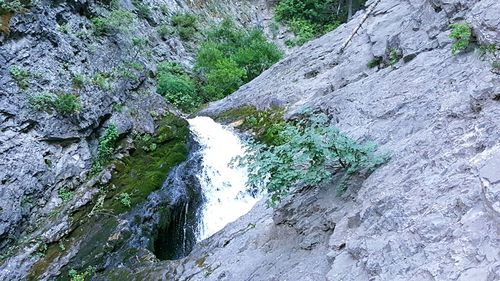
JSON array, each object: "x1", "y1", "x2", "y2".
[
  {"x1": 157, "y1": 24, "x2": 173, "y2": 38},
  {"x1": 53, "y1": 93, "x2": 82, "y2": 115},
  {"x1": 118, "y1": 192, "x2": 132, "y2": 207},
  {"x1": 58, "y1": 187, "x2": 74, "y2": 203},
  {"x1": 157, "y1": 62, "x2": 199, "y2": 112},
  {"x1": 478, "y1": 44, "x2": 497, "y2": 56},
  {"x1": 388, "y1": 48, "x2": 399, "y2": 66},
  {"x1": 92, "y1": 9, "x2": 135, "y2": 36},
  {"x1": 93, "y1": 124, "x2": 120, "y2": 173},
  {"x1": 28, "y1": 93, "x2": 56, "y2": 111},
  {"x1": 367, "y1": 57, "x2": 381, "y2": 68},
  {"x1": 68, "y1": 266, "x2": 96, "y2": 281},
  {"x1": 275, "y1": 0, "x2": 349, "y2": 46},
  {"x1": 9, "y1": 65, "x2": 29, "y2": 89},
  {"x1": 202, "y1": 58, "x2": 246, "y2": 100},
  {"x1": 28, "y1": 92, "x2": 82, "y2": 115},
  {"x1": 171, "y1": 12, "x2": 196, "y2": 40},
  {"x1": 72, "y1": 74, "x2": 85, "y2": 89},
  {"x1": 234, "y1": 111, "x2": 388, "y2": 205},
  {"x1": 449, "y1": 23, "x2": 472, "y2": 55},
  {"x1": 93, "y1": 72, "x2": 112, "y2": 91},
  {"x1": 492, "y1": 60, "x2": 500, "y2": 71},
  {"x1": 195, "y1": 19, "x2": 282, "y2": 100}
]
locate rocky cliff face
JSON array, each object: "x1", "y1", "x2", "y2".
[
  {"x1": 147, "y1": 0, "x2": 498, "y2": 280},
  {"x1": 0, "y1": 0, "x2": 280, "y2": 279},
  {"x1": 1, "y1": 0, "x2": 499, "y2": 280}
]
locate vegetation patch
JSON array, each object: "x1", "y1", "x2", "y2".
[
  {"x1": 229, "y1": 108, "x2": 388, "y2": 205},
  {"x1": 92, "y1": 9, "x2": 135, "y2": 36},
  {"x1": 28, "y1": 92, "x2": 82, "y2": 115},
  {"x1": 29, "y1": 113, "x2": 189, "y2": 279},
  {"x1": 275, "y1": 0, "x2": 366, "y2": 46},
  {"x1": 105, "y1": 113, "x2": 189, "y2": 213},
  {"x1": 171, "y1": 12, "x2": 197, "y2": 40},
  {"x1": 92, "y1": 124, "x2": 120, "y2": 174},
  {"x1": 195, "y1": 19, "x2": 282, "y2": 101},
  {"x1": 449, "y1": 23, "x2": 472, "y2": 55},
  {"x1": 215, "y1": 105, "x2": 286, "y2": 145},
  {"x1": 9, "y1": 65, "x2": 30, "y2": 89},
  {"x1": 58, "y1": 187, "x2": 74, "y2": 203},
  {"x1": 0, "y1": 0, "x2": 31, "y2": 14},
  {"x1": 131, "y1": 0, "x2": 151, "y2": 20},
  {"x1": 156, "y1": 62, "x2": 200, "y2": 112},
  {"x1": 367, "y1": 57, "x2": 382, "y2": 68}
]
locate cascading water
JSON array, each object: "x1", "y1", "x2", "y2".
[
  {"x1": 144, "y1": 116, "x2": 259, "y2": 261},
  {"x1": 188, "y1": 116, "x2": 260, "y2": 241}
]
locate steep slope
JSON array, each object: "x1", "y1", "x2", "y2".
[{"x1": 125, "y1": 0, "x2": 499, "y2": 280}]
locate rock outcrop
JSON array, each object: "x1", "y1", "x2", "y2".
[
  {"x1": 155, "y1": 0, "x2": 498, "y2": 280},
  {"x1": 1, "y1": 0, "x2": 499, "y2": 280},
  {"x1": 0, "y1": 0, "x2": 281, "y2": 279}
]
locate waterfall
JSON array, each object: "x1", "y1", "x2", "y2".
[{"x1": 188, "y1": 116, "x2": 260, "y2": 241}]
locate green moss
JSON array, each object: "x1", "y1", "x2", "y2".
[
  {"x1": 28, "y1": 113, "x2": 189, "y2": 280},
  {"x1": 104, "y1": 113, "x2": 188, "y2": 214}
]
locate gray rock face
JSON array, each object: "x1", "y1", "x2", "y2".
[
  {"x1": 0, "y1": 0, "x2": 281, "y2": 279},
  {"x1": 1, "y1": 0, "x2": 499, "y2": 280},
  {"x1": 186, "y1": 0, "x2": 499, "y2": 280}
]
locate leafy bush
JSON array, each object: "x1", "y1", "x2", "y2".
[
  {"x1": 69, "y1": 266, "x2": 96, "y2": 281},
  {"x1": 493, "y1": 60, "x2": 500, "y2": 69},
  {"x1": 28, "y1": 93, "x2": 82, "y2": 115},
  {"x1": 235, "y1": 111, "x2": 388, "y2": 205},
  {"x1": 58, "y1": 187, "x2": 74, "y2": 203},
  {"x1": 118, "y1": 192, "x2": 132, "y2": 207},
  {"x1": 275, "y1": 0, "x2": 347, "y2": 46},
  {"x1": 92, "y1": 72, "x2": 112, "y2": 91},
  {"x1": 171, "y1": 12, "x2": 197, "y2": 40},
  {"x1": 367, "y1": 57, "x2": 381, "y2": 68},
  {"x1": 157, "y1": 24, "x2": 173, "y2": 38},
  {"x1": 93, "y1": 124, "x2": 120, "y2": 173},
  {"x1": 53, "y1": 93, "x2": 82, "y2": 115},
  {"x1": 202, "y1": 58, "x2": 246, "y2": 100},
  {"x1": 72, "y1": 74, "x2": 85, "y2": 89},
  {"x1": 449, "y1": 23, "x2": 472, "y2": 55},
  {"x1": 28, "y1": 93, "x2": 56, "y2": 111},
  {"x1": 195, "y1": 19, "x2": 282, "y2": 100},
  {"x1": 92, "y1": 9, "x2": 135, "y2": 36},
  {"x1": 156, "y1": 62, "x2": 200, "y2": 112},
  {"x1": 9, "y1": 65, "x2": 29, "y2": 89},
  {"x1": 388, "y1": 48, "x2": 400, "y2": 66}
]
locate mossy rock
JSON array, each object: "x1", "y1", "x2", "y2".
[
  {"x1": 106, "y1": 113, "x2": 189, "y2": 214},
  {"x1": 29, "y1": 113, "x2": 190, "y2": 280},
  {"x1": 215, "y1": 105, "x2": 286, "y2": 145}
]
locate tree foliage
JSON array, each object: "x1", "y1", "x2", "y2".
[
  {"x1": 275, "y1": 0, "x2": 366, "y2": 46},
  {"x1": 156, "y1": 62, "x2": 200, "y2": 112},
  {"x1": 195, "y1": 19, "x2": 282, "y2": 100},
  {"x1": 235, "y1": 111, "x2": 388, "y2": 205}
]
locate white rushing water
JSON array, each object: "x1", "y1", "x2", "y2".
[{"x1": 188, "y1": 116, "x2": 260, "y2": 241}]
